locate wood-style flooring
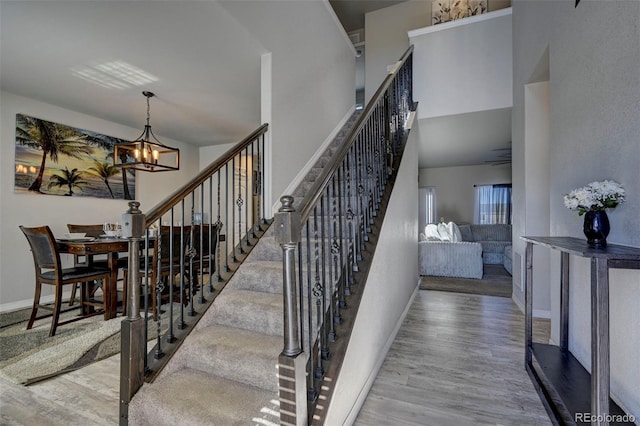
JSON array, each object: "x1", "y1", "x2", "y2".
[
  {"x1": 355, "y1": 290, "x2": 551, "y2": 426},
  {"x1": 1, "y1": 290, "x2": 551, "y2": 425}
]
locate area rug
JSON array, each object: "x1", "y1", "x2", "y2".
[
  {"x1": 420, "y1": 264, "x2": 513, "y2": 298},
  {"x1": 0, "y1": 303, "x2": 179, "y2": 385},
  {"x1": 0, "y1": 306, "x2": 125, "y2": 385}
]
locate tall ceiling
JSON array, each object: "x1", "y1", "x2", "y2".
[
  {"x1": 329, "y1": 0, "x2": 410, "y2": 32},
  {"x1": 1, "y1": 1, "x2": 265, "y2": 147},
  {"x1": 2, "y1": 0, "x2": 512, "y2": 169}
]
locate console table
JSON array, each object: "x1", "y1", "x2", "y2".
[{"x1": 522, "y1": 237, "x2": 639, "y2": 426}]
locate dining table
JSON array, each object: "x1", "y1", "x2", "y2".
[{"x1": 56, "y1": 236, "x2": 130, "y2": 320}]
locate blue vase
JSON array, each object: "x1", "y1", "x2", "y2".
[{"x1": 583, "y1": 210, "x2": 610, "y2": 248}]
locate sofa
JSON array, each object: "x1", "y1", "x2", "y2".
[
  {"x1": 419, "y1": 240, "x2": 483, "y2": 279},
  {"x1": 419, "y1": 223, "x2": 512, "y2": 279},
  {"x1": 458, "y1": 224, "x2": 512, "y2": 265}
]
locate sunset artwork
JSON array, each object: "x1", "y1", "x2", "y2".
[{"x1": 14, "y1": 113, "x2": 136, "y2": 200}]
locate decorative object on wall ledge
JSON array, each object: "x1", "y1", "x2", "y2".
[
  {"x1": 431, "y1": 0, "x2": 487, "y2": 25},
  {"x1": 114, "y1": 91, "x2": 180, "y2": 172},
  {"x1": 563, "y1": 180, "x2": 625, "y2": 248},
  {"x1": 14, "y1": 113, "x2": 135, "y2": 200}
]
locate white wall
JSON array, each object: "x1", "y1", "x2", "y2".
[
  {"x1": 409, "y1": 8, "x2": 513, "y2": 119},
  {"x1": 418, "y1": 163, "x2": 512, "y2": 224},
  {"x1": 219, "y1": 1, "x2": 355, "y2": 212},
  {"x1": 364, "y1": 0, "x2": 512, "y2": 105},
  {"x1": 512, "y1": 0, "x2": 640, "y2": 417},
  {"x1": 364, "y1": 0, "x2": 430, "y2": 103},
  {"x1": 324, "y1": 113, "x2": 419, "y2": 425},
  {"x1": 0, "y1": 91, "x2": 199, "y2": 310}
]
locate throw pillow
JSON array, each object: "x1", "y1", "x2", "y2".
[
  {"x1": 448, "y1": 222, "x2": 462, "y2": 242},
  {"x1": 458, "y1": 224, "x2": 473, "y2": 241}
]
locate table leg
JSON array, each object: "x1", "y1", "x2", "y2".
[
  {"x1": 591, "y1": 257, "x2": 610, "y2": 426},
  {"x1": 560, "y1": 251, "x2": 570, "y2": 351},
  {"x1": 525, "y1": 242, "x2": 533, "y2": 366},
  {"x1": 106, "y1": 253, "x2": 119, "y2": 319}
]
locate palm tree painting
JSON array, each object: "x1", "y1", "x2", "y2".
[
  {"x1": 14, "y1": 114, "x2": 135, "y2": 199},
  {"x1": 47, "y1": 167, "x2": 88, "y2": 196}
]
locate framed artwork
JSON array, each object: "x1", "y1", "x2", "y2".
[
  {"x1": 432, "y1": 0, "x2": 486, "y2": 25},
  {"x1": 14, "y1": 113, "x2": 136, "y2": 200}
]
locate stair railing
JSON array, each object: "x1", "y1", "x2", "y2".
[
  {"x1": 119, "y1": 124, "x2": 269, "y2": 425},
  {"x1": 275, "y1": 45, "x2": 413, "y2": 424}
]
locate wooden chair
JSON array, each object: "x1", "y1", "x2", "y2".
[
  {"x1": 123, "y1": 225, "x2": 217, "y2": 320},
  {"x1": 66, "y1": 224, "x2": 128, "y2": 306},
  {"x1": 19, "y1": 225, "x2": 111, "y2": 337},
  {"x1": 123, "y1": 226, "x2": 190, "y2": 320}
]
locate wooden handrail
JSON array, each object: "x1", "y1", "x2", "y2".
[
  {"x1": 298, "y1": 45, "x2": 413, "y2": 221},
  {"x1": 146, "y1": 123, "x2": 269, "y2": 224}
]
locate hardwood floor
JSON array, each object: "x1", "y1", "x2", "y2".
[
  {"x1": 1, "y1": 290, "x2": 551, "y2": 425},
  {"x1": 355, "y1": 290, "x2": 551, "y2": 426},
  {"x1": 0, "y1": 353, "x2": 120, "y2": 425}
]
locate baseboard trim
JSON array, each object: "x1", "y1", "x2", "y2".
[
  {"x1": 272, "y1": 105, "x2": 356, "y2": 212},
  {"x1": 0, "y1": 292, "x2": 73, "y2": 313},
  {"x1": 512, "y1": 294, "x2": 551, "y2": 319},
  {"x1": 342, "y1": 280, "x2": 421, "y2": 425}
]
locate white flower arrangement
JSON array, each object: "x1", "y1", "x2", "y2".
[{"x1": 563, "y1": 180, "x2": 625, "y2": 216}]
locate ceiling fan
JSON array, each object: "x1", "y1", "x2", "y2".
[{"x1": 485, "y1": 147, "x2": 512, "y2": 166}]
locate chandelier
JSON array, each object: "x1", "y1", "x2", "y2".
[{"x1": 114, "y1": 91, "x2": 179, "y2": 172}]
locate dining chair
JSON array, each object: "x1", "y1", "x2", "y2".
[
  {"x1": 123, "y1": 226, "x2": 200, "y2": 320},
  {"x1": 66, "y1": 224, "x2": 128, "y2": 306},
  {"x1": 19, "y1": 225, "x2": 112, "y2": 337}
]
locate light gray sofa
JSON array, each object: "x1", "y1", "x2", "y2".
[
  {"x1": 458, "y1": 224, "x2": 512, "y2": 265},
  {"x1": 419, "y1": 241, "x2": 483, "y2": 279}
]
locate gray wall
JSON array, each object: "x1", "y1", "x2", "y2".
[
  {"x1": 512, "y1": 0, "x2": 640, "y2": 417},
  {"x1": 419, "y1": 164, "x2": 512, "y2": 224},
  {"x1": 0, "y1": 92, "x2": 201, "y2": 309},
  {"x1": 324, "y1": 114, "x2": 420, "y2": 424}
]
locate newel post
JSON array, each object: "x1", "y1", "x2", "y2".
[
  {"x1": 275, "y1": 195, "x2": 301, "y2": 356},
  {"x1": 275, "y1": 195, "x2": 308, "y2": 426},
  {"x1": 119, "y1": 201, "x2": 146, "y2": 425}
]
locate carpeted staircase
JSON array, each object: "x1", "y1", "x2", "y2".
[{"x1": 128, "y1": 112, "x2": 361, "y2": 425}]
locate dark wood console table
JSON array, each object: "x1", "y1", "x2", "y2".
[{"x1": 522, "y1": 237, "x2": 639, "y2": 426}]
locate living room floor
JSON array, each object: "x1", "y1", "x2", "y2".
[{"x1": 355, "y1": 289, "x2": 552, "y2": 425}]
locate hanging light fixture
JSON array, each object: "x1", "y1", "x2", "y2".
[{"x1": 114, "y1": 91, "x2": 180, "y2": 172}]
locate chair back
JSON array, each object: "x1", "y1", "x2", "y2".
[
  {"x1": 67, "y1": 224, "x2": 104, "y2": 238},
  {"x1": 190, "y1": 225, "x2": 218, "y2": 263},
  {"x1": 19, "y1": 225, "x2": 60, "y2": 272}
]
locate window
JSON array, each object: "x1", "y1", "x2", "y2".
[
  {"x1": 419, "y1": 187, "x2": 437, "y2": 232},
  {"x1": 474, "y1": 184, "x2": 512, "y2": 224}
]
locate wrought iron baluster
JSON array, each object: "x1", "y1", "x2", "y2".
[
  {"x1": 232, "y1": 156, "x2": 238, "y2": 260},
  {"x1": 305, "y1": 220, "x2": 317, "y2": 402},
  {"x1": 244, "y1": 145, "x2": 250, "y2": 248},
  {"x1": 251, "y1": 141, "x2": 258, "y2": 239},
  {"x1": 312, "y1": 205, "x2": 324, "y2": 381},
  {"x1": 224, "y1": 163, "x2": 230, "y2": 273},
  {"x1": 154, "y1": 218, "x2": 165, "y2": 360},
  {"x1": 188, "y1": 192, "x2": 197, "y2": 317},
  {"x1": 167, "y1": 212, "x2": 176, "y2": 340},
  {"x1": 198, "y1": 185, "x2": 206, "y2": 303},
  {"x1": 216, "y1": 171, "x2": 224, "y2": 282},
  {"x1": 207, "y1": 176, "x2": 214, "y2": 293},
  {"x1": 177, "y1": 204, "x2": 187, "y2": 330}
]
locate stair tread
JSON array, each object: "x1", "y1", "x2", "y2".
[
  {"x1": 129, "y1": 368, "x2": 278, "y2": 426},
  {"x1": 184, "y1": 324, "x2": 281, "y2": 391}
]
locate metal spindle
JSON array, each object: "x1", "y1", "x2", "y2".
[
  {"x1": 305, "y1": 220, "x2": 317, "y2": 401},
  {"x1": 177, "y1": 204, "x2": 187, "y2": 329},
  {"x1": 244, "y1": 145, "x2": 250, "y2": 247},
  {"x1": 232, "y1": 156, "x2": 238, "y2": 261},
  {"x1": 224, "y1": 163, "x2": 233, "y2": 272},
  {"x1": 216, "y1": 171, "x2": 224, "y2": 282},
  {"x1": 207, "y1": 177, "x2": 214, "y2": 293},
  {"x1": 188, "y1": 193, "x2": 197, "y2": 316}
]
